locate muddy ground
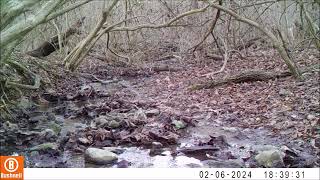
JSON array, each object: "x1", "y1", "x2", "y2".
[{"x1": 1, "y1": 48, "x2": 319, "y2": 168}]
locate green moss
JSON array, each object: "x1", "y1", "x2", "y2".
[
  {"x1": 29, "y1": 142, "x2": 58, "y2": 151},
  {"x1": 48, "y1": 121, "x2": 61, "y2": 134},
  {"x1": 108, "y1": 120, "x2": 121, "y2": 129}
]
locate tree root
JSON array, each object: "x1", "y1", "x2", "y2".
[{"x1": 5, "y1": 60, "x2": 41, "y2": 90}]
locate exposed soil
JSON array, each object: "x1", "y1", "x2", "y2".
[{"x1": 1, "y1": 48, "x2": 319, "y2": 168}]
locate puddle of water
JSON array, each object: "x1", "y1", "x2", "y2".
[
  {"x1": 114, "y1": 147, "x2": 203, "y2": 168},
  {"x1": 57, "y1": 147, "x2": 204, "y2": 168},
  {"x1": 178, "y1": 124, "x2": 288, "y2": 166}
]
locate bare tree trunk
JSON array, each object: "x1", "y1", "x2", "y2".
[
  {"x1": 0, "y1": 0, "x2": 92, "y2": 62},
  {"x1": 0, "y1": 0, "x2": 64, "y2": 49},
  {"x1": 64, "y1": 0, "x2": 120, "y2": 71}
]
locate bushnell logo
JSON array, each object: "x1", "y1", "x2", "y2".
[{"x1": 0, "y1": 156, "x2": 24, "y2": 180}]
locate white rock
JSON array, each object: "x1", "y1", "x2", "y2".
[
  {"x1": 307, "y1": 114, "x2": 316, "y2": 120},
  {"x1": 279, "y1": 89, "x2": 292, "y2": 96},
  {"x1": 78, "y1": 137, "x2": 91, "y2": 145},
  {"x1": 255, "y1": 150, "x2": 284, "y2": 167},
  {"x1": 152, "y1": 142, "x2": 163, "y2": 148},
  {"x1": 222, "y1": 127, "x2": 238, "y2": 132},
  {"x1": 85, "y1": 148, "x2": 118, "y2": 165}
]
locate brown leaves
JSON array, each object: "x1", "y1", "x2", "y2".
[{"x1": 148, "y1": 127, "x2": 179, "y2": 145}]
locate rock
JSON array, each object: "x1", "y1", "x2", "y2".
[
  {"x1": 279, "y1": 89, "x2": 292, "y2": 97},
  {"x1": 222, "y1": 127, "x2": 238, "y2": 132},
  {"x1": 88, "y1": 111, "x2": 98, "y2": 118},
  {"x1": 134, "y1": 109, "x2": 147, "y2": 120},
  {"x1": 149, "y1": 128, "x2": 179, "y2": 144},
  {"x1": 94, "y1": 116, "x2": 109, "y2": 127},
  {"x1": 18, "y1": 97, "x2": 34, "y2": 109},
  {"x1": 3, "y1": 121, "x2": 18, "y2": 131},
  {"x1": 40, "y1": 129, "x2": 57, "y2": 140},
  {"x1": 145, "y1": 109, "x2": 160, "y2": 117},
  {"x1": 46, "y1": 112, "x2": 56, "y2": 121},
  {"x1": 290, "y1": 113, "x2": 301, "y2": 120},
  {"x1": 307, "y1": 114, "x2": 316, "y2": 120},
  {"x1": 78, "y1": 137, "x2": 91, "y2": 145},
  {"x1": 85, "y1": 148, "x2": 118, "y2": 165},
  {"x1": 55, "y1": 116, "x2": 64, "y2": 124},
  {"x1": 152, "y1": 142, "x2": 163, "y2": 148},
  {"x1": 172, "y1": 120, "x2": 186, "y2": 129},
  {"x1": 48, "y1": 121, "x2": 61, "y2": 134},
  {"x1": 30, "y1": 151, "x2": 40, "y2": 157},
  {"x1": 30, "y1": 142, "x2": 58, "y2": 152},
  {"x1": 203, "y1": 159, "x2": 245, "y2": 168},
  {"x1": 108, "y1": 120, "x2": 121, "y2": 129},
  {"x1": 255, "y1": 150, "x2": 285, "y2": 167}
]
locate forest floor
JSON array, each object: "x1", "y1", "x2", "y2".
[{"x1": 2, "y1": 47, "x2": 319, "y2": 168}]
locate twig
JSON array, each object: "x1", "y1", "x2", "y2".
[
  {"x1": 111, "y1": 5, "x2": 210, "y2": 32},
  {"x1": 191, "y1": 0, "x2": 222, "y2": 52},
  {"x1": 202, "y1": 36, "x2": 229, "y2": 78},
  {"x1": 82, "y1": 73, "x2": 119, "y2": 84}
]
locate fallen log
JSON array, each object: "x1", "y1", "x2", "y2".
[
  {"x1": 190, "y1": 64, "x2": 319, "y2": 90},
  {"x1": 26, "y1": 17, "x2": 85, "y2": 58},
  {"x1": 152, "y1": 65, "x2": 182, "y2": 72}
]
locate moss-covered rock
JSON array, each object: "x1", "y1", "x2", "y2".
[
  {"x1": 29, "y1": 142, "x2": 58, "y2": 152},
  {"x1": 48, "y1": 121, "x2": 61, "y2": 134}
]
